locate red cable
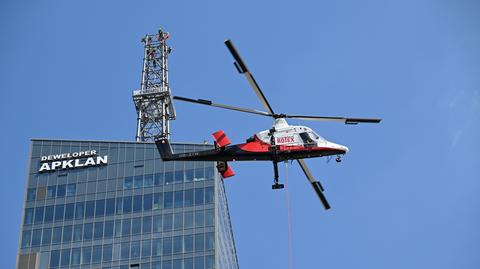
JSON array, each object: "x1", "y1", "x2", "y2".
[{"x1": 285, "y1": 161, "x2": 294, "y2": 269}]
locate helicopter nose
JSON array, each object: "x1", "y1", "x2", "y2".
[
  {"x1": 340, "y1": 145, "x2": 349, "y2": 153},
  {"x1": 327, "y1": 141, "x2": 349, "y2": 153}
]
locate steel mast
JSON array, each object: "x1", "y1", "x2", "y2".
[{"x1": 133, "y1": 28, "x2": 176, "y2": 141}]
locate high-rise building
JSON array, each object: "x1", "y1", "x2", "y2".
[{"x1": 17, "y1": 139, "x2": 239, "y2": 269}]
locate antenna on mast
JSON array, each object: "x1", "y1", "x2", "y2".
[{"x1": 133, "y1": 28, "x2": 176, "y2": 141}]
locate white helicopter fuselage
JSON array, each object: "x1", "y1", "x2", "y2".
[{"x1": 255, "y1": 119, "x2": 349, "y2": 153}]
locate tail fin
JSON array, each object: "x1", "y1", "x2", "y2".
[{"x1": 154, "y1": 138, "x2": 174, "y2": 161}]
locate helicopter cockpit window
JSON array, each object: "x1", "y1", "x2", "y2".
[
  {"x1": 309, "y1": 132, "x2": 325, "y2": 142},
  {"x1": 299, "y1": 132, "x2": 314, "y2": 144}
]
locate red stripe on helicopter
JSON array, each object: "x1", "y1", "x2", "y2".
[{"x1": 237, "y1": 136, "x2": 344, "y2": 153}]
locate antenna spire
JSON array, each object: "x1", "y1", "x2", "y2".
[{"x1": 133, "y1": 28, "x2": 176, "y2": 141}]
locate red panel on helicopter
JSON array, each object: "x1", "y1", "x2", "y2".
[
  {"x1": 212, "y1": 130, "x2": 231, "y2": 147},
  {"x1": 221, "y1": 164, "x2": 235, "y2": 178}
]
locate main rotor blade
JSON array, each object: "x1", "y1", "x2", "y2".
[
  {"x1": 286, "y1": 115, "x2": 382, "y2": 124},
  {"x1": 173, "y1": 96, "x2": 273, "y2": 117},
  {"x1": 224, "y1": 39, "x2": 276, "y2": 115},
  {"x1": 297, "y1": 159, "x2": 331, "y2": 210}
]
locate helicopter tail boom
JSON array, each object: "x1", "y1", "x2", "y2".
[{"x1": 154, "y1": 138, "x2": 174, "y2": 161}]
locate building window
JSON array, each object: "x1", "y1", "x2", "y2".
[
  {"x1": 83, "y1": 223, "x2": 93, "y2": 240},
  {"x1": 95, "y1": 199, "x2": 105, "y2": 217},
  {"x1": 82, "y1": 246, "x2": 92, "y2": 265},
  {"x1": 164, "y1": 192, "x2": 173, "y2": 209},
  {"x1": 153, "y1": 215, "x2": 162, "y2": 233},
  {"x1": 57, "y1": 184, "x2": 66, "y2": 197},
  {"x1": 184, "y1": 258, "x2": 194, "y2": 269},
  {"x1": 52, "y1": 227, "x2": 62, "y2": 244},
  {"x1": 116, "y1": 197, "x2": 123, "y2": 214},
  {"x1": 133, "y1": 195, "x2": 142, "y2": 212},
  {"x1": 31, "y1": 229, "x2": 42, "y2": 246},
  {"x1": 164, "y1": 171, "x2": 173, "y2": 185},
  {"x1": 143, "y1": 194, "x2": 152, "y2": 211},
  {"x1": 185, "y1": 169, "x2": 194, "y2": 182},
  {"x1": 103, "y1": 244, "x2": 113, "y2": 262},
  {"x1": 54, "y1": 204, "x2": 64, "y2": 221},
  {"x1": 106, "y1": 198, "x2": 115, "y2": 216},
  {"x1": 154, "y1": 173, "x2": 163, "y2": 186},
  {"x1": 173, "y1": 236, "x2": 183, "y2": 254},
  {"x1": 24, "y1": 208, "x2": 34, "y2": 225},
  {"x1": 141, "y1": 240, "x2": 151, "y2": 258},
  {"x1": 71, "y1": 248, "x2": 81, "y2": 265},
  {"x1": 66, "y1": 183, "x2": 76, "y2": 196},
  {"x1": 205, "y1": 209, "x2": 214, "y2": 226},
  {"x1": 132, "y1": 218, "x2": 142, "y2": 235},
  {"x1": 122, "y1": 219, "x2": 131, "y2": 236},
  {"x1": 195, "y1": 168, "x2": 206, "y2": 181},
  {"x1": 162, "y1": 237, "x2": 172, "y2": 255},
  {"x1": 85, "y1": 201, "x2": 95, "y2": 218},
  {"x1": 60, "y1": 248, "x2": 71, "y2": 267},
  {"x1": 152, "y1": 239, "x2": 162, "y2": 257},
  {"x1": 174, "y1": 259, "x2": 183, "y2": 269},
  {"x1": 184, "y1": 212, "x2": 194, "y2": 229},
  {"x1": 121, "y1": 242, "x2": 130, "y2": 260},
  {"x1": 121, "y1": 196, "x2": 131, "y2": 213},
  {"x1": 21, "y1": 230, "x2": 31, "y2": 248},
  {"x1": 73, "y1": 225, "x2": 83, "y2": 241},
  {"x1": 142, "y1": 216, "x2": 152, "y2": 234},
  {"x1": 206, "y1": 255, "x2": 215, "y2": 269},
  {"x1": 75, "y1": 202, "x2": 85, "y2": 219},
  {"x1": 205, "y1": 187, "x2": 214, "y2": 204},
  {"x1": 174, "y1": 171, "x2": 184, "y2": 183},
  {"x1": 131, "y1": 241, "x2": 140, "y2": 259},
  {"x1": 65, "y1": 203, "x2": 75, "y2": 220},
  {"x1": 93, "y1": 222, "x2": 104, "y2": 240},
  {"x1": 174, "y1": 213, "x2": 183, "y2": 230},
  {"x1": 205, "y1": 232, "x2": 214, "y2": 250},
  {"x1": 174, "y1": 191, "x2": 184, "y2": 208},
  {"x1": 184, "y1": 235, "x2": 193, "y2": 252},
  {"x1": 153, "y1": 193, "x2": 162, "y2": 210},
  {"x1": 184, "y1": 189, "x2": 194, "y2": 207},
  {"x1": 47, "y1": 186, "x2": 56, "y2": 198},
  {"x1": 134, "y1": 175, "x2": 143, "y2": 188},
  {"x1": 50, "y1": 250, "x2": 60, "y2": 268},
  {"x1": 63, "y1": 225, "x2": 72, "y2": 243},
  {"x1": 124, "y1": 177, "x2": 133, "y2": 189},
  {"x1": 144, "y1": 174, "x2": 153, "y2": 187},
  {"x1": 104, "y1": 220, "x2": 114, "y2": 238},
  {"x1": 36, "y1": 186, "x2": 46, "y2": 200},
  {"x1": 195, "y1": 188, "x2": 204, "y2": 205},
  {"x1": 27, "y1": 188, "x2": 36, "y2": 201},
  {"x1": 92, "y1": 245, "x2": 102, "y2": 264},
  {"x1": 42, "y1": 228, "x2": 52, "y2": 246},
  {"x1": 195, "y1": 211, "x2": 204, "y2": 228},
  {"x1": 115, "y1": 220, "x2": 122, "y2": 237},
  {"x1": 44, "y1": 205, "x2": 54, "y2": 223},
  {"x1": 163, "y1": 214, "x2": 173, "y2": 231},
  {"x1": 34, "y1": 206, "x2": 45, "y2": 224},
  {"x1": 194, "y1": 255, "x2": 205, "y2": 269}
]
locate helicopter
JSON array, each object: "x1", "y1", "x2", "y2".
[{"x1": 155, "y1": 39, "x2": 381, "y2": 210}]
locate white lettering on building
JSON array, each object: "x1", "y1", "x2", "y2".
[{"x1": 39, "y1": 150, "x2": 108, "y2": 172}]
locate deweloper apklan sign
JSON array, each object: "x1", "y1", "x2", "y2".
[{"x1": 39, "y1": 150, "x2": 108, "y2": 172}]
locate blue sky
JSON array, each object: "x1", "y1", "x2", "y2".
[{"x1": 1, "y1": 0, "x2": 479, "y2": 268}]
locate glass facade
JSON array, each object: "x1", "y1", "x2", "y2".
[{"x1": 17, "y1": 139, "x2": 239, "y2": 269}]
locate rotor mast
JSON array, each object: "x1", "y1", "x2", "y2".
[{"x1": 133, "y1": 28, "x2": 176, "y2": 141}]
